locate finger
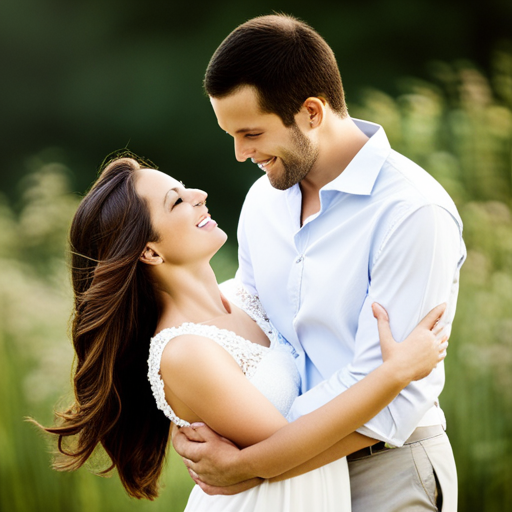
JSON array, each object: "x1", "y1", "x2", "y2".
[
  {"x1": 173, "y1": 432, "x2": 201, "y2": 461},
  {"x1": 372, "y1": 302, "x2": 389, "y2": 321},
  {"x1": 172, "y1": 428, "x2": 186, "y2": 451},
  {"x1": 196, "y1": 481, "x2": 226, "y2": 496},
  {"x1": 170, "y1": 423, "x2": 180, "y2": 442},
  {"x1": 372, "y1": 303, "x2": 394, "y2": 347},
  {"x1": 432, "y1": 322, "x2": 445, "y2": 336},
  {"x1": 437, "y1": 338, "x2": 449, "y2": 361},
  {"x1": 188, "y1": 467, "x2": 200, "y2": 484},
  {"x1": 419, "y1": 303, "x2": 447, "y2": 330},
  {"x1": 189, "y1": 422, "x2": 223, "y2": 443},
  {"x1": 180, "y1": 426, "x2": 206, "y2": 442},
  {"x1": 182, "y1": 456, "x2": 197, "y2": 470},
  {"x1": 439, "y1": 341, "x2": 448, "y2": 353}
]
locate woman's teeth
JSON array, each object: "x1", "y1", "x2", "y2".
[{"x1": 197, "y1": 217, "x2": 210, "y2": 228}]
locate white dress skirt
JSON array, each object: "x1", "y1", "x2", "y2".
[{"x1": 147, "y1": 281, "x2": 351, "y2": 512}]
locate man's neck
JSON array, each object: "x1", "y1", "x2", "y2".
[{"x1": 300, "y1": 116, "x2": 369, "y2": 225}]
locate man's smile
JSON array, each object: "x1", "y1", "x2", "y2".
[{"x1": 252, "y1": 156, "x2": 277, "y2": 171}]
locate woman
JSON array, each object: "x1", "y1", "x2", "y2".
[{"x1": 38, "y1": 156, "x2": 447, "y2": 511}]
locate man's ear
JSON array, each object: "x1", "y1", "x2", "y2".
[
  {"x1": 139, "y1": 246, "x2": 164, "y2": 265},
  {"x1": 303, "y1": 97, "x2": 326, "y2": 128}
]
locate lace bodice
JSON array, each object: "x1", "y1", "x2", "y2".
[{"x1": 148, "y1": 280, "x2": 300, "y2": 427}]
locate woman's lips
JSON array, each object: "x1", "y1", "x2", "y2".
[
  {"x1": 196, "y1": 215, "x2": 217, "y2": 229},
  {"x1": 197, "y1": 216, "x2": 210, "y2": 228}
]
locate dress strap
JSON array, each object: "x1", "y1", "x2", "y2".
[{"x1": 148, "y1": 321, "x2": 270, "y2": 426}]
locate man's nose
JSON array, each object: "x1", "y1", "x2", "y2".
[{"x1": 234, "y1": 139, "x2": 253, "y2": 162}]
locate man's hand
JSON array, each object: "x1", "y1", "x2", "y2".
[
  {"x1": 190, "y1": 474, "x2": 263, "y2": 496},
  {"x1": 172, "y1": 422, "x2": 254, "y2": 487}
]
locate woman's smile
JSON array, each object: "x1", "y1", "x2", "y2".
[{"x1": 196, "y1": 215, "x2": 218, "y2": 230}]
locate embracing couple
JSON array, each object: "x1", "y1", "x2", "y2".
[{"x1": 41, "y1": 13, "x2": 465, "y2": 512}]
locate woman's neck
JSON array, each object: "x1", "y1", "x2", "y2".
[{"x1": 154, "y1": 263, "x2": 231, "y2": 330}]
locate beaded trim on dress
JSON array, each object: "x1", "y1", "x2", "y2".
[{"x1": 147, "y1": 283, "x2": 276, "y2": 427}]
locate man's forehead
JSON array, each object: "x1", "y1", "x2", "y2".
[
  {"x1": 210, "y1": 89, "x2": 279, "y2": 133},
  {"x1": 210, "y1": 88, "x2": 259, "y2": 116}
]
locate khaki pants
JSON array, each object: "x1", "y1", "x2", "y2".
[{"x1": 348, "y1": 431, "x2": 457, "y2": 512}]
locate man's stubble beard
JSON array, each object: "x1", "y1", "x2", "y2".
[{"x1": 267, "y1": 124, "x2": 319, "y2": 191}]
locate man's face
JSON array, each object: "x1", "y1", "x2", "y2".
[{"x1": 210, "y1": 86, "x2": 318, "y2": 190}]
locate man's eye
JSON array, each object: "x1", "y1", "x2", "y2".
[
  {"x1": 173, "y1": 197, "x2": 183, "y2": 207},
  {"x1": 245, "y1": 133, "x2": 262, "y2": 139}
]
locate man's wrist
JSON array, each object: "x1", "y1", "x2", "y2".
[
  {"x1": 232, "y1": 445, "x2": 260, "y2": 482},
  {"x1": 206, "y1": 445, "x2": 256, "y2": 486}
]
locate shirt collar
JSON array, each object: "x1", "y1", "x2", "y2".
[{"x1": 321, "y1": 118, "x2": 391, "y2": 196}]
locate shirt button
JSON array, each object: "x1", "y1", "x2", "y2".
[{"x1": 296, "y1": 256, "x2": 303, "y2": 263}]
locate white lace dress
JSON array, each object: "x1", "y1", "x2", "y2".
[{"x1": 148, "y1": 281, "x2": 351, "y2": 512}]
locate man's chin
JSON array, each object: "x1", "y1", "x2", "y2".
[
  {"x1": 267, "y1": 167, "x2": 308, "y2": 191},
  {"x1": 267, "y1": 175, "x2": 292, "y2": 190}
]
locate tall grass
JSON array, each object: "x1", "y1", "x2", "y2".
[
  {"x1": 352, "y1": 49, "x2": 512, "y2": 511},
  {"x1": 1, "y1": 51, "x2": 511, "y2": 511}
]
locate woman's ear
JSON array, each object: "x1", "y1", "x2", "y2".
[{"x1": 139, "y1": 246, "x2": 164, "y2": 265}]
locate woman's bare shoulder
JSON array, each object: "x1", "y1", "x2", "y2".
[{"x1": 159, "y1": 332, "x2": 241, "y2": 382}]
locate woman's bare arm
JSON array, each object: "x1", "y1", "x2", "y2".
[
  {"x1": 268, "y1": 432, "x2": 374, "y2": 482},
  {"x1": 181, "y1": 431, "x2": 375, "y2": 495},
  {"x1": 160, "y1": 335, "x2": 289, "y2": 449},
  {"x1": 173, "y1": 303, "x2": 447, "y2": 486}
]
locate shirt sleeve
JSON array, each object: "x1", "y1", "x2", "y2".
[{"x1": 286, "y1": 204, "x2": 466, "y2": 446}]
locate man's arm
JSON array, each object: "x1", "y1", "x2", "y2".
[
  {"x1": 175, "y1": 427, "x2": 375, "y2": 495},
  {"x1": 173, "y1": 303, "x2": 447, "y2": 487},
  {"x1": 288, "y1": 204, "x2": 465, "y2": 445},
  {"x1": 173, "y1": 205, "x2": 460, "y2": 490}
]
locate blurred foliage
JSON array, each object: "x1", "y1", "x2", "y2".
[
  {"x1": 1, "y1": 52, "x2": 511, "y2": 511},
  {"x1": 0, "y1": 165, "x2": 235, "y2": 512},
  {"x1": 1, "y1": 2, "x2": 512, "y2": 509},
  {"x1": 1, "y1": 0, "x2": 512, "y2": 239},
  {"x1": 353, "y1": 49, "x2": 512, "y2": 510}
]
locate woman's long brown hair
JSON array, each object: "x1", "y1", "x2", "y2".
[{"x1": 34, "y1": 156, "x2": 171, "y2": 499}]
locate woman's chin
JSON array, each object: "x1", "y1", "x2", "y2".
[
  {"x1": 216, "y1": 229, "x2": 229, "y2": 248},
  {"x1": 209, "y1": 229, "x2": 229, "y2": 257}
]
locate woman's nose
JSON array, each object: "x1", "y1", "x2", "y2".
[{"x1": 191, "y1": 189, "x2": 208, "y2": 206}]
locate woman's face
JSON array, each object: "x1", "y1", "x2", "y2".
[{"x1": 134, "y1": 168, "x2": 227, "y2": 265}]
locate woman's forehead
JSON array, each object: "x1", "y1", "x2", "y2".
[{"x1": 135, "y1": 169, "x2": 183, "y2": 200}]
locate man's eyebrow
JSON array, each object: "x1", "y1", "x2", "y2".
[
  {"x1": 163, "y1": 187, "x2": 180, "y2": 207},
  {"x1": 235, "y1": 127, "x2": 263, "y2": 134}
]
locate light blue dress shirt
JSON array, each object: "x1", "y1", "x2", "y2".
[{"x1": 236, "y1": 119, "x2": 466, "y2": 446}]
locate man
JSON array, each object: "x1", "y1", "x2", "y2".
[{"x1": 174, "y1": 14, "x2": 465, "y2": 511}]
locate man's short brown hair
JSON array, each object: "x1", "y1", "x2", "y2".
[{"x1": 204, "y1": 14, "x2": 348, "y2": 126}]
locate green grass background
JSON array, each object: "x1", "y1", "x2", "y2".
[{"x1": 1, "y1": 50, "x2": 511, "y2": 512}]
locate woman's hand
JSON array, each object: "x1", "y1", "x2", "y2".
[{"x1": 372, "y1": 303, "x2": 448, "y2": 384}]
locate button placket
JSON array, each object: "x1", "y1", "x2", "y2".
[{"x1": 293, "y1": 223, "x2": 310, "y2": 315}]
